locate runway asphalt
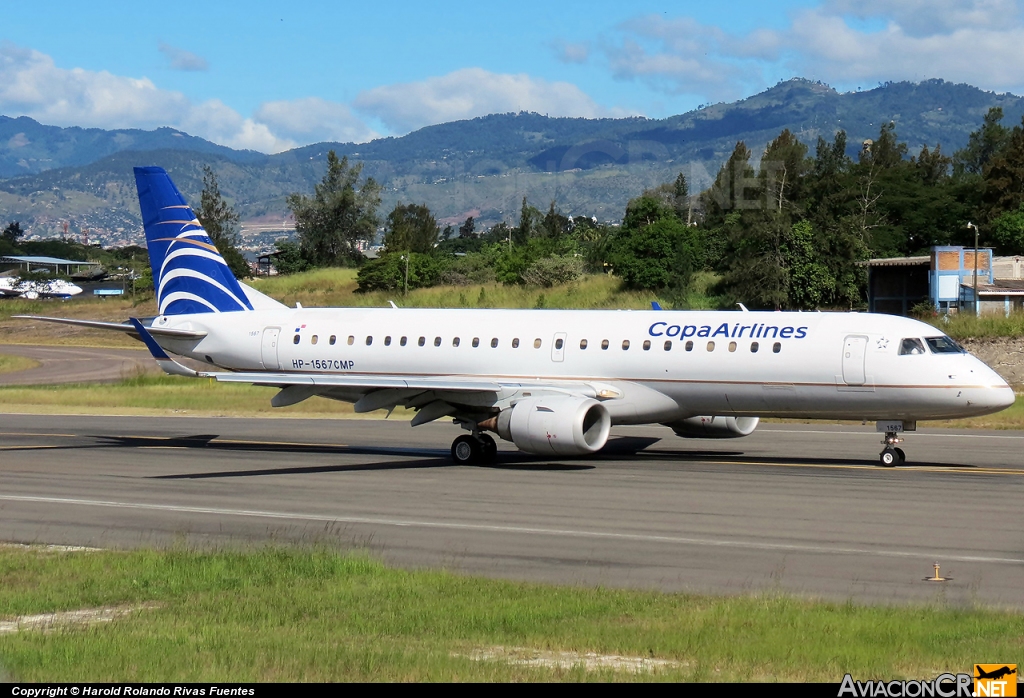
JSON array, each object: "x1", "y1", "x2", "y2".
[{"x1": 0, "y1": 413, "x2": 1020, "y2": 607}]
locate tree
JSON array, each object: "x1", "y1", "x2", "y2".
[
  {"x1": 700, "y1": 141, "x2": 756, "y2": 227},
  {"x1": 672, "y1": 172, "x2": 689, "y2": 222},
  {"x1": 539, "y1": 201, "x2": 569, "y2": 240},
  {"x1": 382, "y1": 202, "x2": 439, "y2": 254},
  {"x1": 287, "y1": 151, "x2": 381, "y2": 267},
  {"x1": 612, "y1": 195, "x2": 699, "y2": 291},
  {"x1": 991, "y1": 203, "x2": 1024, "y2": 254},
  {"x1": 458, "y1": 216, "x2": 475, "y2": 239},
  {"x1": 759, "y1": 129, "x2": 809, "y2": 212},
  {"x1": 194, "y1": 166, "x2": 249, "y2": 279},
  {"x1": 954, "y1": 107, "x2": 1010, "y2": 177},
  {"x1": 2, "y1": 221, "x2": 24, "y2": 245},
  {"x1": 860, "y1": 122, "x2": 907, "y2": 168},
  {"x1": 514, "y1": 196, "x2": 539, "y2": 245},
  {"x1": 272, "y1": 238, "x2": 308, "y2": 275}
]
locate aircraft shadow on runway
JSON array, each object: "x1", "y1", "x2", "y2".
[{"x1": 11, "y1": 432, "x2": 978, "y2": 474}]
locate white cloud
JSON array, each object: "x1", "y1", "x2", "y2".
[
  {"x1": 780, "y1": 6, "x2": 1024, "y2": 89},
  {"x1": 353, "y1": 67, "x2": 630, "y2": 133},
  {"x1": 0, "y1": 42, "x2": 297, "y2": 152},
  {"x1": 255, "y1": 97, "x2": 378, "y2": 144},
  {"x1": 601, "y1": 3, "x2": 1024, "y2": 102},
  {"x1": 553, "y1": 40, "x2": 591, "y2": 64},
  {"x1": 157, "y1": 42, "x2": 209, "y2": 72}
]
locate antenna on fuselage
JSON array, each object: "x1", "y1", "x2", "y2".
[{"x1": 737, "y1": 303, "x2": 749, "y2": 312}]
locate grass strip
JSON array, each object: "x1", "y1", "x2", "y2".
[
  {"x1": 0, "y1": 354, "x2": 39, "y2": 375},
  {"x1": 0, "y1": 546, "x2": 1020, "y2": 682}
]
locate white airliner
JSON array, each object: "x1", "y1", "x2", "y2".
[
  {"x1": 17, "y1": 167, "x2": 1016, "y2": 466},
  {"x1": 0, "y1": 274, "x2": 83, "y2": 299}
]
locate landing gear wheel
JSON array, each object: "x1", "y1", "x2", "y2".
[
  {"x1": 880, "y1": 448, "x2": 898, "y2": 467},
  {"x1": 894, "y1": 447, "x2": 906, "y2": 465},
  {"x1": 451, "y1": 435, "x2": 480, "y2": 465},
  {"x1": 478, "y1": 433, "x2": 498, "y2": 464}
]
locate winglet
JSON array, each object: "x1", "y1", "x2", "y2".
[
  {"x1": 651, "y1": 301, "x2": 662, "y2": 310},
  {"x1": 129, "y1": 318, "x2": 200, "y2": 377}
]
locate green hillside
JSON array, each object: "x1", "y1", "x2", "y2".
[{"x1": 2, "y1": 78, "x2": 1023, "y2": 239}]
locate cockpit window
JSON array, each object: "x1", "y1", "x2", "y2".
[
  {"x1": 898, "y1": 338, "x2": 926, "y2": 355},
  {"x1": 925, "y1": 336, "x2": 965, "y2": 354}
]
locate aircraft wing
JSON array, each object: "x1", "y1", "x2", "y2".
[{"x1": 14, "y1": 315, "x2": 208, "y2": 339}]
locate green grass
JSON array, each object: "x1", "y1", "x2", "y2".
[
  {"x1": 0, "y1": 353, "x2": 38, "y2": 374},
  {"x1": 0, "y1": 546, "x2": 1019, "y2": 682},
  {"x1": 251, "y1": 269, "x2": 670, "y2": 311},
  {"x1": 923, "y1": 312, "x2": 1024, "y2": 340},
  {"x1": 0, "y1": 374, "x2": 397, "y2": 418}
]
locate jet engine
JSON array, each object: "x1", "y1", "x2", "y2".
[
  {"x1": 665, "y1": 416, "x2": 759, "y2": 439},
  {"x1": 482, "y1": 396, "x2": 612, "y2": 456}
]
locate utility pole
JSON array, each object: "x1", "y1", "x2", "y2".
[
  {"x1": 968, "y1": 222, "x2": 980, "y2": 316},
  {"x1": 402, "y1": 254, "x2": 409, "y2": 296}
]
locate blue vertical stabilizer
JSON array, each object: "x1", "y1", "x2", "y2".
[{"x1": 134, "y1": 166, "x2": 253, "y2": 316}]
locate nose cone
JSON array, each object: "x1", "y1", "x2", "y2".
[{"x1": 969, "y1": 356, "x2": 1016, "y2": 413}]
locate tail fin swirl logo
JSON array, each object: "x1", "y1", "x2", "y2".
[{"x1": 134, "y1": 166, "x2": 253, "y2": 316}]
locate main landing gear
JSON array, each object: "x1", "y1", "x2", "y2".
[
  {"x1": 879, "y1": 431, "x2": 906, "y2": 467},
  {"x1": 451, "y1": 433, "x2": 498, "y2": 465}
]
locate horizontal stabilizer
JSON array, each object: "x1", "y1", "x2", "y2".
[{"x1": 13, "y1": 315, "x2": 207, "y2": 339}]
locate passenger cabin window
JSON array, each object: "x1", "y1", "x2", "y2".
[
  {"x1": 491, "y1": 338, "x2": 499, "y2": 348},
  {"x1": 400, "y1": 336, "x2": 408, "y2": 346},
  {"x1": 534, "y1": 338, "x2": 542, "y2": 348},
  {"x1": 347, "y1": 336, "x2": 354, "y2": 346},
  {"x1": 329, "y1": 335, "x2": 337, "y2": 346},
  {"x1": 555, "y1": 338, "x2": 564, "y2": 350},
  {"x1": 512, "y1": 338, "x2": 520, "y2": 348},
  {"x1": 750, "y1": 341, "x2": 759, "y2": 353},
  {"x1": 365, "y1": 336, "x2": 373, "y2": 346},
  {"x1": 434, "y1": 336, "x2": 442, "y2": 347},
  {"x1": 664, "y1": 340, "x2": 672, "y2": 351},
  {"x1": 728, "y1": 341, "x2": 737, "y2": 352},
  {"x1": 384, "y1": 336, "x2": 391, "y2": 346},
  {"x1": 685, "y1": 341, "x2": 693, "y2": 352},
  {"x1": 643, "y1": 340, "x2": 651, "y2": 351},
  {"x1": 899, "y1": 338, "x2": 926, "y2": 355},
  {"x1": 622, "y1": 340, "x2": 630, "y2": 350},
  {"x1": 311, "y1": 335, "x2": 318, "y2": 345},
  {"x1": 580, "y1": 339, "x2": 588, "y2": 350},
  {"x1": 707, "y1": 341, "x2": 715, "y2": 352},
  {"x1": 453, "y1": 337, "x2": 460, "y2": 347},
  {"x1": 472, "y1": 337, "x2": 480, "y2": 348},
  {"x1": 601, "y1": 339, "x2": 609, "y2": 350},
  {"x1": 773, "y1": 342, "x2": 781, "y2": 353},
  {"x1": 925, "y1": 336, "x2": 963, "y2": 354},
  {"x1": 293, "y1": 334, "x2": 300, "y2": 344},
  {"x1": 418, "y1": 336, "x2": 426, "y2": 347}
]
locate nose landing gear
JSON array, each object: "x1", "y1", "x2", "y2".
[{"x1": 879, "y1": 431, "x2": 906, "y2": 467}]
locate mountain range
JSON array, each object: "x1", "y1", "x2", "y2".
[{"x1": 2, "y1": 77, "x2": 1023, "y2": 246}]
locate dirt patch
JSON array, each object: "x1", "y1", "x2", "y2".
[
  {"x1": 457, "y1": 645, "x2": 686, "y2": 673},
  {"x1": 0, "y1": 603, "x2": 159, "y2": 635}
]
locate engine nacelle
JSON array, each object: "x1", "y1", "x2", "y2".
[
  {"x1": 665, "y1": 416, "x2": 759, "y2": 439},
  {"x1": 489, "y1": 396, "x2": 612, "y2": 456}
]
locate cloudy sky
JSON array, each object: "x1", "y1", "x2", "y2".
[{"x1": 3, "y1": 0, "x2": 1024, "y2": 153}]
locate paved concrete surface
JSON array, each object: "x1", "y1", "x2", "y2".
[{"x1": 0, "y1": 414, "x2": 1020, "y2": 607}]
